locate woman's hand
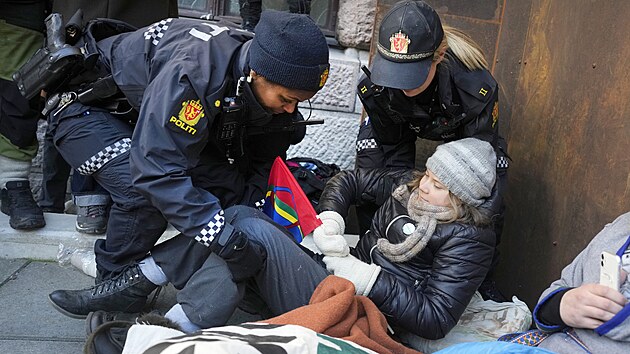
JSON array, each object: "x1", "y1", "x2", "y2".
[{"x1": 559, "y1": 283, "x2": 627, "y2": 329}]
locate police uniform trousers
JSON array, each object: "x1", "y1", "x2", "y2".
[
  {"x1": 154, "y1": 205, "x2": 329, "y2": 329},
  {"x1": 47, "y1": 103, "x2": 167, "y2": 278}
]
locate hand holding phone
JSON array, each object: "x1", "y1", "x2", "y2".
[{"x1": 600, "y1": 251, "x2": 622, "y2": 290}]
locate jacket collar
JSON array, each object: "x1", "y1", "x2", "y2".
[{"x1": 233, "y1": 40, "x2": 273, "y2": 127}]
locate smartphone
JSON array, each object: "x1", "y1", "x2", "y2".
[{"x1": 600, "y1": 251, "x2": 622, "y2": 290}]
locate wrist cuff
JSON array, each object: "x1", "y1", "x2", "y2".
[
  {"x1": 362, "y1": 264, "x2": 381, "y2": 297},
  {"x1": 534, "y1": 287, "x2": 571, "y2": 331},
  {"x1": 195, "y1": 210, "x2": 229, "y2": 247}
]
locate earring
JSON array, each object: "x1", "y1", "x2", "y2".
[{"x1": 247, "y1": 75, "x2": 253, "y2": 83}]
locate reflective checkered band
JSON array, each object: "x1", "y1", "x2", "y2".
[
  {"x1": 195, "y1": 210, "x2": 225, "y2": 247},
  {"x1": 497, "y1": 155, "x2": 509, "y2": 169},
  {"x1": 498, "y1": 329, "x2": 550, "y2": 346},
  {"x1": 144, "y1": 18, "x2": 173, "y2": 46},
  {"x1": 254, "y1": 198, "x2": 265, "y2": 210},
  {"x1": 356, "y1": 138, "x2": 378, "y2": 153},
  {"x1": 77, "y1": 138, "x2": 131, "y2": 175}
]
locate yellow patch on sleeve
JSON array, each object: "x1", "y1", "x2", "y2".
[{"x1": 178, "y1": 99, "x2": 204, "y2": 126}]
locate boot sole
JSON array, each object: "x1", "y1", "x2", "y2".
[
  {"x1": 48, "y1": 295, "x2": 89, "y2": 319},
  {"x1": 9, "y1": 217, "x2": 46, "y2": 230},
  {"x1": 75, "y1": 221, "x2": 106, "y2": 235},
  {"x1": 2, "y1": 199, "x2": 46, "y2": 230}
]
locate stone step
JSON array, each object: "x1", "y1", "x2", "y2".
[
  {"x1": 0, "y1": 211, "x2": 360, "y2": 263},
  {"x1": 0, "y1": 212, "x2": 178, "y2": 261}
]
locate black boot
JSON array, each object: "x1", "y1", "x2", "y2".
[
  {"x1": 1, "y1": 180, "x2": 45, "y2": 230},
  {"x1": 478, "y1": 279, "x2": 508, "y2": 302},
  {"x1": 84, "y1": 310, "x2": 181, "y2": 354},
  {"x1": 75, "y1": 204, "x2": 108, "y2": 235},
  {"x1": 48, "y1": 263, "x2": 157, "y2": 319}
]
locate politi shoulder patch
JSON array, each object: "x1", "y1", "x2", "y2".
[
  {"x1": 179, "y1": 99, "x2": 204, "y2": 126},
  {"x1": 168, "y1": 99, "x2": 205, "y2": 135},
  {"x1": 491, "y1": 101, "x2": 499, "y2": 128}
]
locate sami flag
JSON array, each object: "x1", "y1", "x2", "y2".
[{"x1": 263, "y1": 157, "x2": 322, "y2": 243}]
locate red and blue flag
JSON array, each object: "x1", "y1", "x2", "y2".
[{"x1": 263, "y1": 157, "x2": 322, "y2": 242}]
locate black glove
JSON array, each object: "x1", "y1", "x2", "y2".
[{"x1": 210, "y1": 229, "x2": 267, "y2": 282}]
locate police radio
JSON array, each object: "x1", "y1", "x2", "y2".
[{"x1": 218, "y1": 77, "x2": 247, "y2": 160}]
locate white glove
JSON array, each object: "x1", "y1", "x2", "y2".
[
  {"x1": 313, "y1": 211, "x2": 349, "y2": 256},
  {"x1": 318, "y1": 210, "x2": 345, "y2": 234},
  {"x1": 323, "y1": 255, "x2": 381, "y2": 296}
]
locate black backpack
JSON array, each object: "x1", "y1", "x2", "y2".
[{"x1": 285, "y1": 157, "x2": 341, "y2": 208}]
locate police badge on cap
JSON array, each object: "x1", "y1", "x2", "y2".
[{"x1": 371, "y1": 1, "x2": 444, "y2": 90}]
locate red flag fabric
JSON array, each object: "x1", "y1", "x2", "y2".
[{"x1": 263, "y1": 156, "x2": 322, "y2": 242}]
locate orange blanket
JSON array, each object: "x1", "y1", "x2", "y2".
[{"x1": 264, "y1": 275, "x2": 422, "y2": 354}]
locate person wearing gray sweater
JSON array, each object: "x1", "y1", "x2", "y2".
[{"x1": 533, "y1": 211, "x2": 630, "y2": 354}]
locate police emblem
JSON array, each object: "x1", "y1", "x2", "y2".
[
  {"x1": 178, "y1": 99, "x2": 204, "y2": 126},
  {"x1": 390, "y1": 31, "x2": 411, "y2": 54},
  {"x1": 319, "y1": 68, "x2": 329, "y2": 88}
]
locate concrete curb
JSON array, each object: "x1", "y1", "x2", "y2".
[{"x1": 0, "y1": 212, "x2": 178, "y2": 261}]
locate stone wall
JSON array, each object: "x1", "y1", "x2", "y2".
[
  {"x1": 335, "y1": 0, "x2": 377, "y2": 49},
  {"x1": 289, "y1": 47, "x2": 370, "y2": 170}
]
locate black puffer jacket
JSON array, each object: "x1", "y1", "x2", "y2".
[{"x1": 318, "y1": 168, "x2": 496, "y2": 339}]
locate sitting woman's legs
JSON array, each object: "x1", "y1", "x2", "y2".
[{"x1": 225, "y1": 206, "x2": 329, "y2": 316}]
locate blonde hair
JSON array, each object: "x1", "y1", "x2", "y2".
[
  {"x1": 407, "y1": 172, "x2": 492, "y2": 227},
  {"x1": 435, "y1": 25, "x2": 489, "y2": 71}
]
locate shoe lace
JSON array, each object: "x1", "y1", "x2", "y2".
[
  {"x1": 92, "y1": 264, "x2": 140, "y2": 296},
  {"x1": 84, "y1": 205, "x2": 107, "y2": 218}
]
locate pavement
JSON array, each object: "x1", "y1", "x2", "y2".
[{"x1": 0, "y1": 212, "x2": 257, "y2": 353}]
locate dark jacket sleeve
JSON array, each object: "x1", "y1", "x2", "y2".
[
  {"x1": 460, "y1": 85, "x2": 499, "y2": 145},
  {"x1": 317, "y1": 168, "x2": 416, "y2": 217},
  {"x1": 368, "y1": 225, "x2": 495, "y2": 339},
  {"x1": 129, "y1": 64, "x2": 230, "y2": 241}
]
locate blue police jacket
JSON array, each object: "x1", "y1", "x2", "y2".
[{"x1": 96, "y1": 18, "x2": 298, "y2": 245}]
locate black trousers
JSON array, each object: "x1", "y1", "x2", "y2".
[
  {"x1": 48, "y1": 103, "x2": 167, "y2": 278},
  {"x1": 0, "y1": 78, "x2": 39, "y2": 150}
]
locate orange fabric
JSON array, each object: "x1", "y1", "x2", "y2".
[{"x1": 264, "y1": 275, "x2": 422, "y2": 354}]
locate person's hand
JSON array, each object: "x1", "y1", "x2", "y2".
[
  {"x1": 323, "y1": 255, "x2": 380, "y2": 296},
  {"x1": 312, "y1": 211, "x2": 349, "y2": 256},
  {"x1": 559, "y1": 283, "x2": 628, "y2": 329},
  {"x1": 318, "y1": 211, "x2": 345, "y2": 234},
  {"x1": 312, "y1": 225, "x2": 349, "y2": 256}
]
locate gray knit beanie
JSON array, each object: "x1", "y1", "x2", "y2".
[{"x1": 425, "y1": 138, "x2": 496, "y2": 207}]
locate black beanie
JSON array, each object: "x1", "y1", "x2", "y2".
[{"x1": 249, "y1": 10, "x2": 330, "y2": 92}]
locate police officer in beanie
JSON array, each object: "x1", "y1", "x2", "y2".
[
  {"x1": 354, "y1": 0, "x2": 508, "y2": 301},
  {"x1": 45, "y1": 10, "x2": 330, "y2": 319}
]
